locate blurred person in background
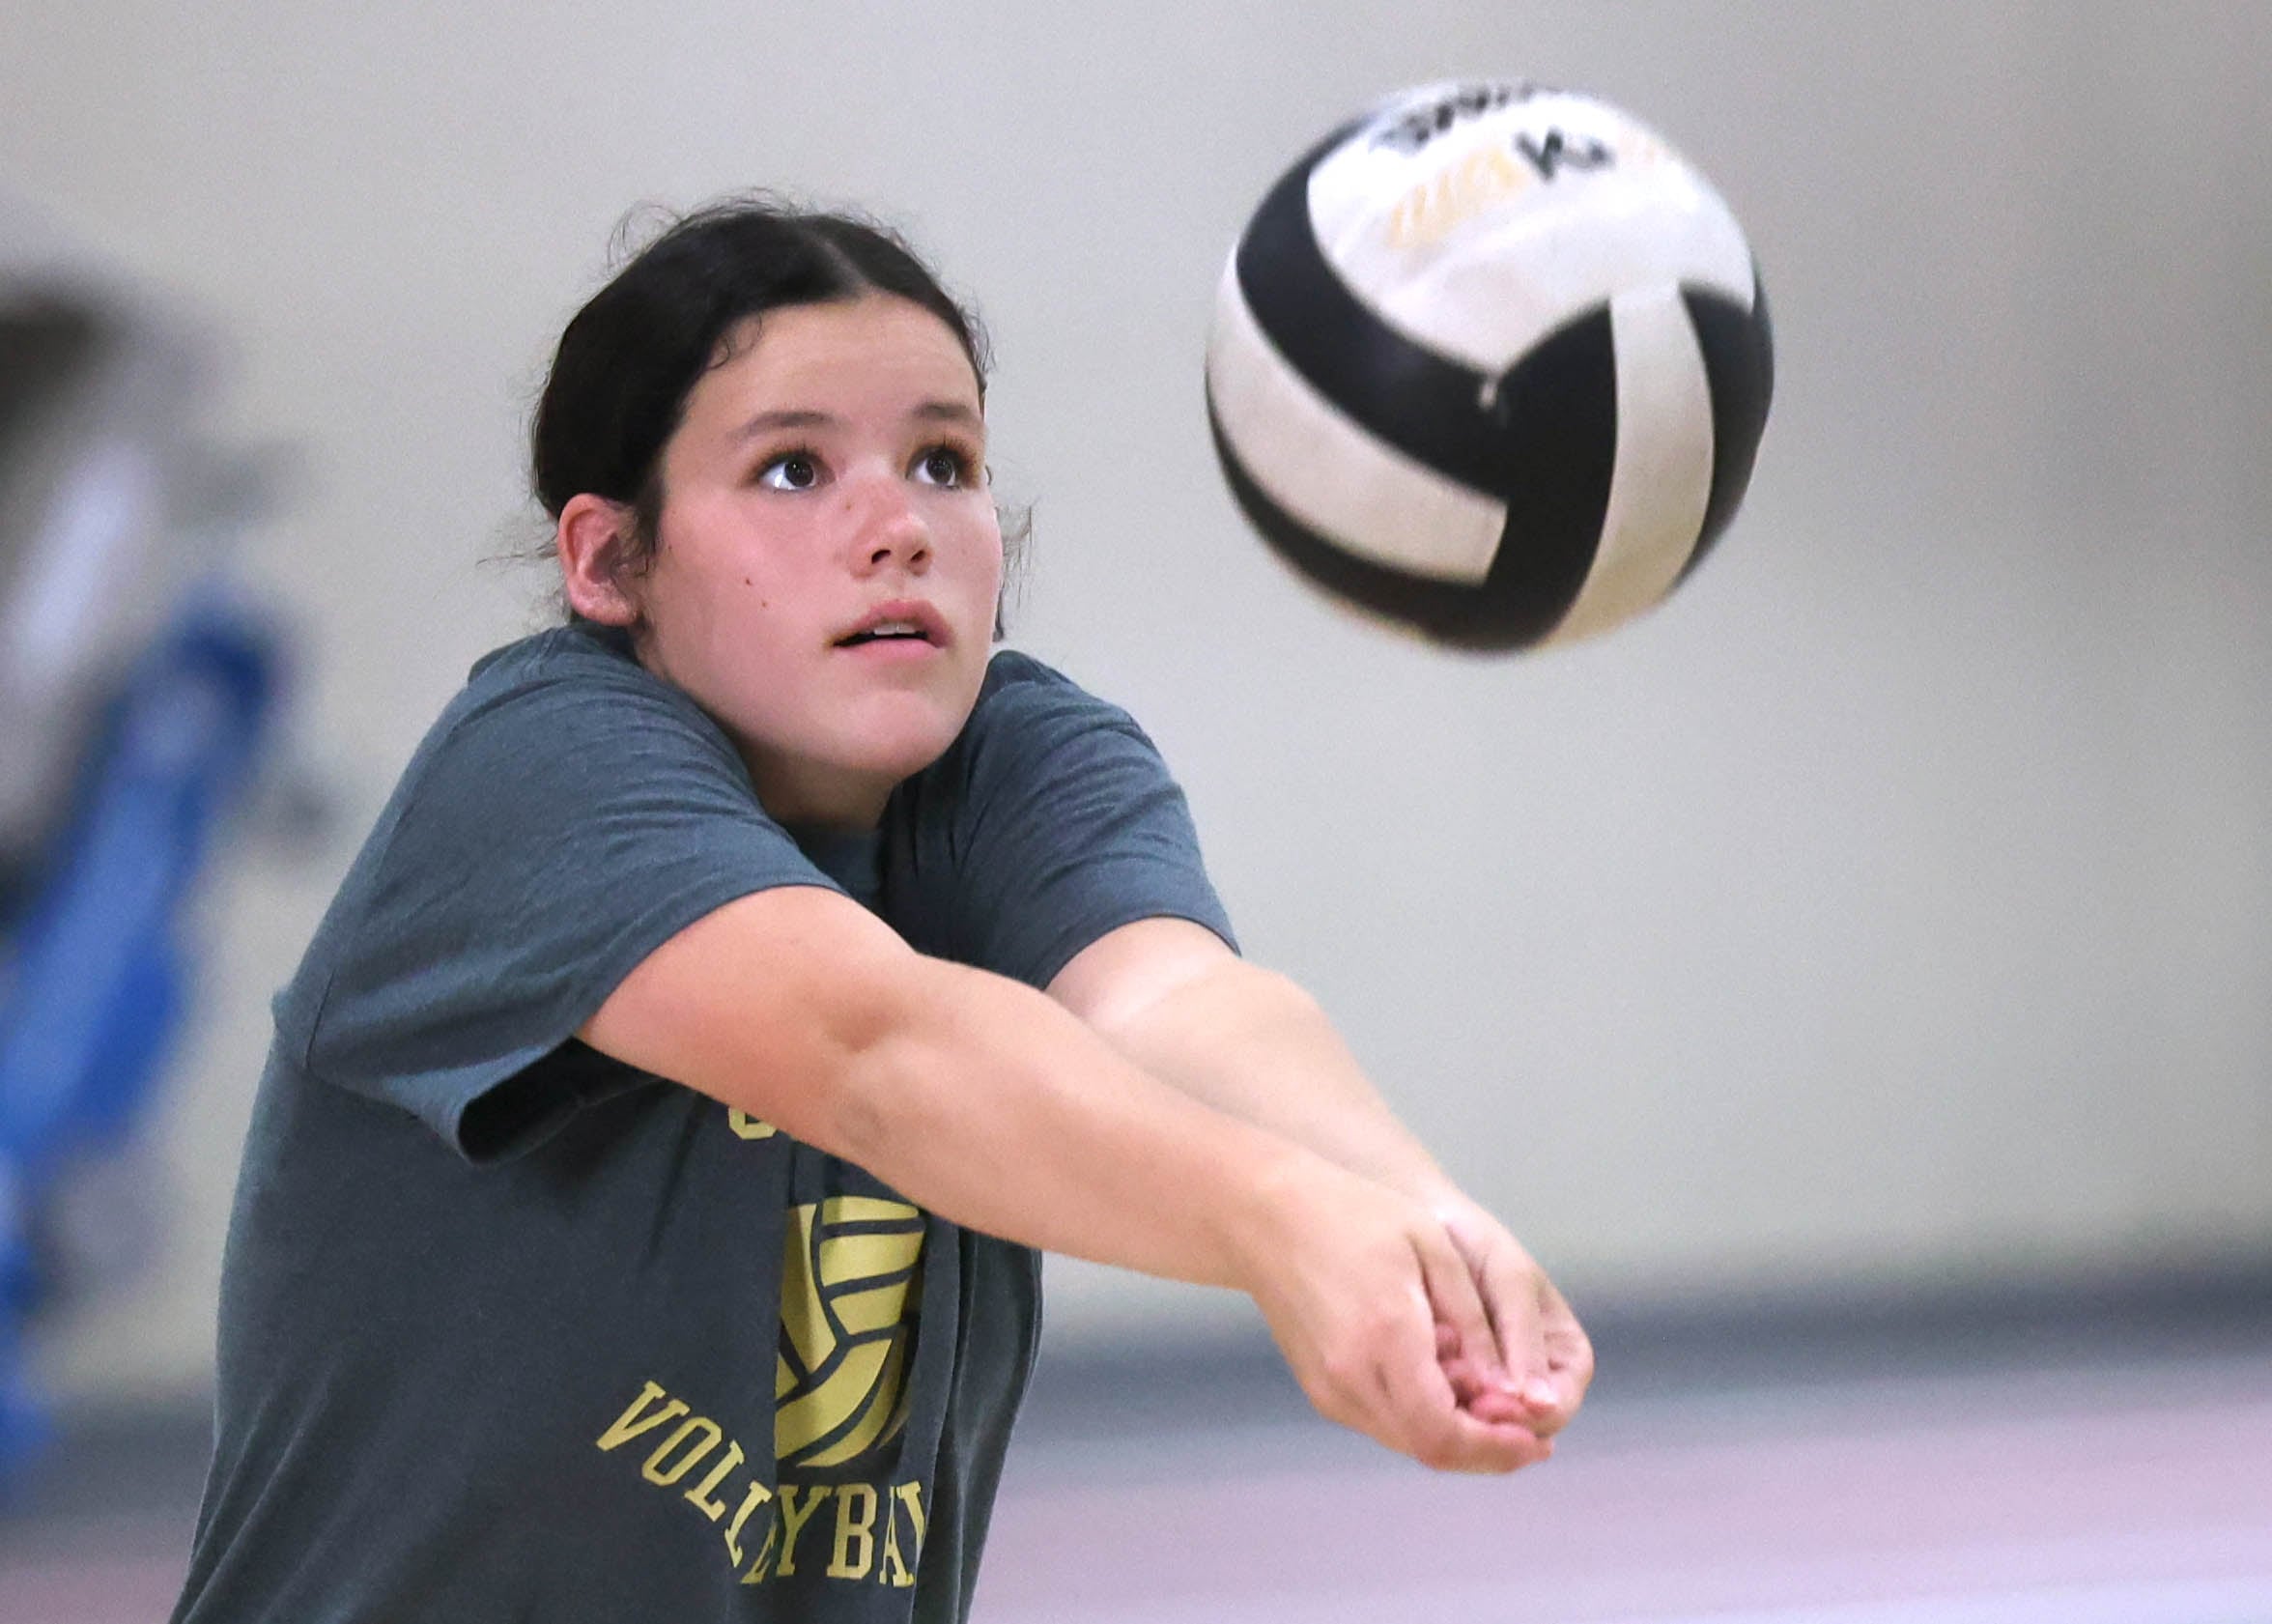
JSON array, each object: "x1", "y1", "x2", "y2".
[{"x1": 0, "y1": 192, "x2": 282, "y2": 1487}]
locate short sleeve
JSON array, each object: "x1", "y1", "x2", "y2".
[
  {"x1": 281, "y1": 631, "x2": 832, "y2": 1158},
  {"x1": 902, "y1": 653, "x2": 1236, "y2": 987}
]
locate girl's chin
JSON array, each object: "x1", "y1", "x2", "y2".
[
  {"x1": 855, "y1": 731, "x2": 964, "y2": 785},
  {"x1": 842, "y1": 686, "x2": 980, "y2": 759},
  {"x1": 753, "y1": 730, "x2": 968, "y2": 822}
]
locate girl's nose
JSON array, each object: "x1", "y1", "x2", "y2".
[{"x1": 847, "y1": 475, "x2": 931, "y2": 574}]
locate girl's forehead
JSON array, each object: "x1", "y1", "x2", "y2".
[{"x1": 706, "y1": 298, "x2": 980, "y2": 403}]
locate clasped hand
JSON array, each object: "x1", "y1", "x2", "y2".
[{"x1": 1242, "y1": 1163, "x2": 1592, "y2": 1474}]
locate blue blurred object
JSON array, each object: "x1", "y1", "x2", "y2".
[
  {"x1": 1, "y1": 191, "x2": 297, "y2": 1490},
  {"x1": 0, "y1": 604, "x2": 280, "y2": 1487}
]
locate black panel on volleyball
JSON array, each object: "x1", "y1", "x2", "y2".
[{"x1": 1206, "y1": 320, "x2": 1616, "y2": 651}]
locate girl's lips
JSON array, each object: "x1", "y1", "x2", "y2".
[
  {"x1": 833, "y1": 598, "x2": 949, "y2": 647},
  {"x1": 837, "y1": 635, "x2": 943, "y2": 664}
]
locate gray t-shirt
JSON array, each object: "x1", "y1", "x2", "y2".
[{"x1": 170, "y1": 624, "x2": 1235, "y2": 1623}]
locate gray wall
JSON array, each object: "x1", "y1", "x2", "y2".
[{"x1": 4, "y1": 0, "x2": 2266, "y2": 1400}]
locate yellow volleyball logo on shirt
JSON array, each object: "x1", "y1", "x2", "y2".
[{"x1": 775, "y1": 1197, "x2": 924, "y2": 1470}]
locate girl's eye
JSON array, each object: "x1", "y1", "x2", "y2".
[
  {"x1": 913, "y1": 446, "x2": 972, "y2": 487},
  {"x1": 757, "y1": 452, "x2": 822, "y2": 491}
]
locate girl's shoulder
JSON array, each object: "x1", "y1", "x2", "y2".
[
  {"x1": 971, "y1": 647, "x2": 1135, "y2": 723},
  {"x1": 923, "y1": 649, "x2": 1163, "y2": 807},
  {"x1": 463, "y1": 621, "x2": 648, "y2": 701},
  {"x1": 973, "y1": 645, "x2": 1066, "y2": 701}
]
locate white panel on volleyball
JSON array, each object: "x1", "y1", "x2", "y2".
[
  {"x1": 1205, "y1": 261, "x2": 1505, "y2": 584},
  {"x1": 1309, "y1": 88, "x2": 1756, "y2": 376},
  {"x1": 1547, "y1": 282, "x2": 1716, "y2": 645}
]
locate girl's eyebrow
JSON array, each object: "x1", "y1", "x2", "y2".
[
  {"x1": 733, "y1": 408, "x2": 833, "y2": 439},
  {"x1": 733, "y1": 400, "x2": 980, "y2": 441}
]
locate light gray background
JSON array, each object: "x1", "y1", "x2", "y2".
[{"x1": 3, "y1": 0, "x2": 2265, "y2": 1403}]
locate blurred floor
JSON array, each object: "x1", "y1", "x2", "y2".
[{"x1": 5, "y1": 1265, "x2": 2269, "y2": 1623}]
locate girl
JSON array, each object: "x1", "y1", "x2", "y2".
[{"x1": 171, "y1": 199, "x2": 1590, "y2": 1623}]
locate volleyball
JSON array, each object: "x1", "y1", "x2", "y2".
[{"x1": 1205, "y1": 81, "x2": 1774, "y2": 650}]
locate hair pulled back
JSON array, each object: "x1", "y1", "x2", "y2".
[{"x1": 530, "y1": 198, "x2": 993, "y2": 580}]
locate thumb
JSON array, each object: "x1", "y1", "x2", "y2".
[
  {"x1": 1442, "y1": 1209, "x2": 1552, "y2": 1407},
  {"x1": 1490, "y1": 1248, "x2": 1554, "y2": 1407},
  {"x1": 1412, "y1": 1229, "x2": 1501, "y2": 1403}
]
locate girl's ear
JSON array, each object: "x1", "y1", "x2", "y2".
[{"x1": 556, "y1": 494, "x2": 642, "y2": 626}]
